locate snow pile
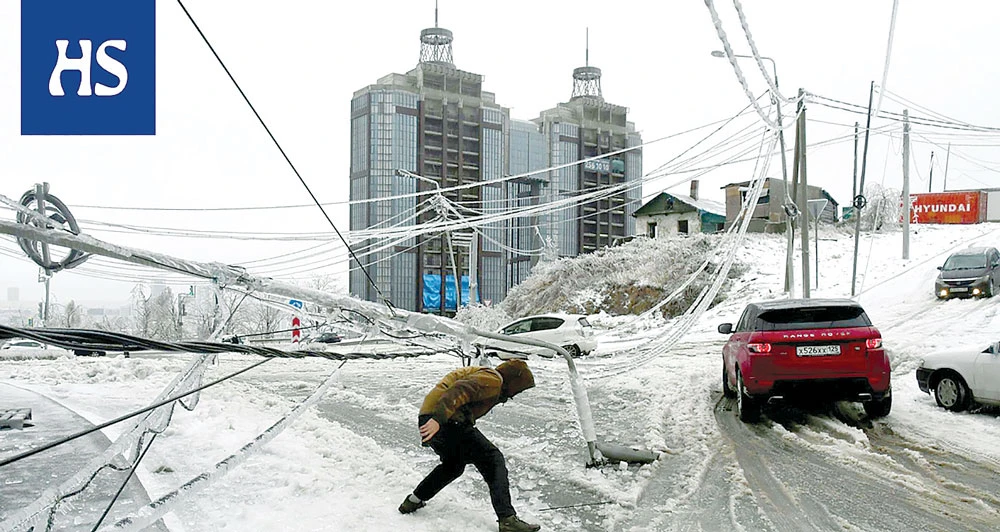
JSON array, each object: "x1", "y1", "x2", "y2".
[
  {"x1": 502, "y1": 234, "x2": 748, "y2": 318},
  {"x1": 454, "y1": 303, "x2": 513, "y2": 332},
  {"x1": 0, "y1": 347, "x2": 72, "y2": 361}
]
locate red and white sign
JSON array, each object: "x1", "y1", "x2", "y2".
[
  {"x1": 292, "y1": 316, "x2": 301, "y2": 343},
  {"x1": 908, "y1": 191, "x2": 984, "y2": 224}
]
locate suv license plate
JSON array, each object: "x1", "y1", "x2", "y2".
[
  {"x1": 796, "y1": 345, "x2": 841, "y2": 357},
  {"x1": 950, "y1": 287, "x2": 969, "y2": 292}
]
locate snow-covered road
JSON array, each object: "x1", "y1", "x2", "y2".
[{"x1": 4, "y1": 224, "x2": 1000, "y2": 531}]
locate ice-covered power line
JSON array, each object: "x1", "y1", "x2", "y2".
[
  {"x1": 730, "y1": 0, "x2": 793, "y2": 104},
  {"x1": 873, "y1": 0, "x2": 901, "y2": 120},
  {"x1": 702, "y1": 0, "x2": 804, "y2": 130}
]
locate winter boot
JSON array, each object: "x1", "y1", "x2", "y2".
[
  {"x1": 498, "y1": 515, "x2": 541, "y2": 532},
  {"x1": 398, "y1": 494, "x2": 426, "y2": 514}
]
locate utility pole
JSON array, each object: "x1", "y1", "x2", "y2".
[
  {"x1": 902, "y1": 110, "x2": 910, "y2": 260},
  {"x1": 469, "y1": 234, "x2": 479, "y2": 305},
  {"x1": 797, "y1": 89, "x2": 811, "y2": 299},
  {"x1": 943, "y1": 143, "x2": 951, "y2": 190},
  {"x1": 446, "y1": 232, "x2": 461, "y2": 310},
  {"x1": 852, "y1": 122, "x2": 859, "y2": 211},
  {"x1": 928, "y1": 151, "x2": 935, "y2": 193},
  {"x1": 852, "y1": 82, "x2": 875, "y2": 297},
  {"x1": 788, "y1": 96, "x2": 803, "y2": 299},
  {"x1": 771, "y1": 71, "x2": 792, "y2": 297},
  {"x1": 440, "y1": 233, "x2": 446, "y2": 315}
]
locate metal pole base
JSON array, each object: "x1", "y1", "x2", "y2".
[{"x1": 589, "y1": 441, "x2": 660, "y2": 467}]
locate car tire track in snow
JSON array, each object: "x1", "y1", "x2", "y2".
[{"x1": 708, "y1": 396, "x2": 1000, "y2": 532}]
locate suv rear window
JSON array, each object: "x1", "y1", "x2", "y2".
[{"x1": 756, "y1": 306, "x2": 871, "y2": 331}]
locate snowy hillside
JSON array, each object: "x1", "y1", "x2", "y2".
[{"x1": 501, "y1": 234, "x2": 749, "y2": 318}]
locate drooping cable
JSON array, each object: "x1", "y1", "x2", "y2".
[{"x1": 173, "y1": 0, "x2": 392, "y2": 311}]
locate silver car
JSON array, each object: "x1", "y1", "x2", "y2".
[{"x1": 483, "y1": 313, "x2": 597, "y2": 359}]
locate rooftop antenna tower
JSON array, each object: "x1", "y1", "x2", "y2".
[
  {"x1": 571, "y1": 27, "x2": 603, "y2": 100},
  {"x1": 420, "y1": 0, "x2": 454, "y2": 66}
]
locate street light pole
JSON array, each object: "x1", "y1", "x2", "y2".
[{"x1": 711, "y1": 51, "x2": 794, "y2": 296}]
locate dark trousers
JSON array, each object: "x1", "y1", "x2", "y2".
[{"x1": 413, "y1": 414, "x2": 516, "y2": 519}]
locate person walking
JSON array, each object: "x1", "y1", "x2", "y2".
[{"x1": 399, "y1": 358, "x2": 541, "y2": 532}]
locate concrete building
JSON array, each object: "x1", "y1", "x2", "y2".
[
  {"x1": 531, "y1": 57, "x2": 643, "y2": 258},
  {"x1": 506, "y1": 42, "x2": 643, "y2": 286},
  {"x1": 350, "y1": 19, "x2": 643, "y2": 311},
  {"x1": 633, "y1": 181, "x2": 726, "y2": 237},
  {"x1": 349, "y1": 17, "x2": 509, "y2": 313},
  {"x1": 721, "y1": 178, "x2": 839, "y2": 232}
]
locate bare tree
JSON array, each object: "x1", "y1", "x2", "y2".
[
  {"x1": 859, "y1": 183, "x2": 902, "y2": 232},
  {"x1": 131, "y1": 285, "x2": 152, "y2": 337},
  {"x1": 62, "y1": 300, "x2": 82, "y2": 328},
  {"x1": 148, "y1": 288, "x2": 181, "y2": 340},
  {"x1": 246, "y1": 300, "x2": 284, "y2": 339}
]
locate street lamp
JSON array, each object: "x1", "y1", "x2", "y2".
[
  {"x1": 397, "y1": 169, "x2": 462, "y2": 313},
  {"x1": 710, "y1": 50, "x2": 796, "y2": 297}
]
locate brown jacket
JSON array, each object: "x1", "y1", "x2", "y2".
[{"x1": 420, "y1": 360, "x2": 535, "y2": 425}]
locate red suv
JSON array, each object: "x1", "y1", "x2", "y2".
[{"x1": 718, "y1": 298, "x2": 891, "y2": 422}]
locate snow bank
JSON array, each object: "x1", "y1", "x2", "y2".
[{"x1": 502, "y1": 234, "x2": 748, "y2": 318}]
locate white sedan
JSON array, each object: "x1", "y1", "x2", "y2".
[
  {"x1": 916, "y1": 341, "x2": 1000, "y2": 411},
  {"x1": 1, "y1": 339, "x2": 46, "y2": 350},
  {"x1": 481, "y1": 313, "x2": 597, "y2": 359}
]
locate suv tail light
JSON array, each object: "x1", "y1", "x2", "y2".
[
  {"x1": 747, "y1": 342, "x2": 772, "y2": 353},
  {"x1": 866, "y1": 338, "x2": 882, "y2": 349}
]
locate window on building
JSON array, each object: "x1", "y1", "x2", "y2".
[
  {"x1": 678, "y1": 220, "x2": 689, "y2": 235},
  {"x1": 647, "y1": 222, "x2": 657, "y2": 238}
]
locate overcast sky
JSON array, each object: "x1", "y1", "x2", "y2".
[{"x1": 3, "y1": 0, "x2": 1000, "y2": 308}]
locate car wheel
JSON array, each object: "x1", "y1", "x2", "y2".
[
  {"x1": 722, "y1": 361, "x2": 736, "y2": 398},
  {"x1": 934, "y1": 373, "x2": 970, "y2": 412},
  {"x1": 561, "y1": 344, "x2": 581, "y2": 358},
  {"x1": 863, "y1": 391, "x2": 892, "y2": 418},
  {"x1": 736, "y1": 369, "x2": 760, "y2": 423}
]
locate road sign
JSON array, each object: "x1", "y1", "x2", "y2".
[
  {"x1": 806, "y1": 198, "x2": 829, "y2": 220},
  {"x1": 288, "y1": 299, "x2": 303, "y2": 309},
  {"x1": 291, "y1": 316, "x2": 301, "y2": 343}
]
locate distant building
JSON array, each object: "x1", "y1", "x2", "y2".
[
  {"x1": 349, "y1": 17, "x2": 644, "y2": 311},
  {"x1": 348, "y1": 17, "x2": 509, "y2": 313},
  {"x1": 721, "y1": 178, "x2": 839, "y2": 232},
  {"x1": 506, "y1": 41, "x2": 643, "y2": 284},
  {"x1": 633, "y1": 181, "x2": 726, "y2": 237}
]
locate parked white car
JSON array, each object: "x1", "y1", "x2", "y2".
[
  {"x1": 916, "y1": 340, "x2": 1000, "y2": 411},
  {"x1": 1, "y1": 339, "x2": 46, "y2": 350},
  {"x1": 481, "y1": 314, "x2": 597, "y2": 359}
]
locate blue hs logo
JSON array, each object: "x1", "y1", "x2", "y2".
[{"x1": 21, "y1": 0, "x2": 156, "y2": 135}]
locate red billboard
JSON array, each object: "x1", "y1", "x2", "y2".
[{"x1": 908, "y1": 191, "x2": 984, "y2": 224}]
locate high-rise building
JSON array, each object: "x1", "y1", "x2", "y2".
[
  {"x1": 349, "y1": 14, "x2": 509, "y2": 312},
  {"x1": 505, "y1": 120, "x2": 548, "y2": 288},
  {"x1": 507, "y1": 38, "x2": 643, "y2": 284}
]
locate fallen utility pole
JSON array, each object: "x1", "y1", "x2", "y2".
[{"x1": 0, "y1": 213, "x2": 653, "y2": 467}]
